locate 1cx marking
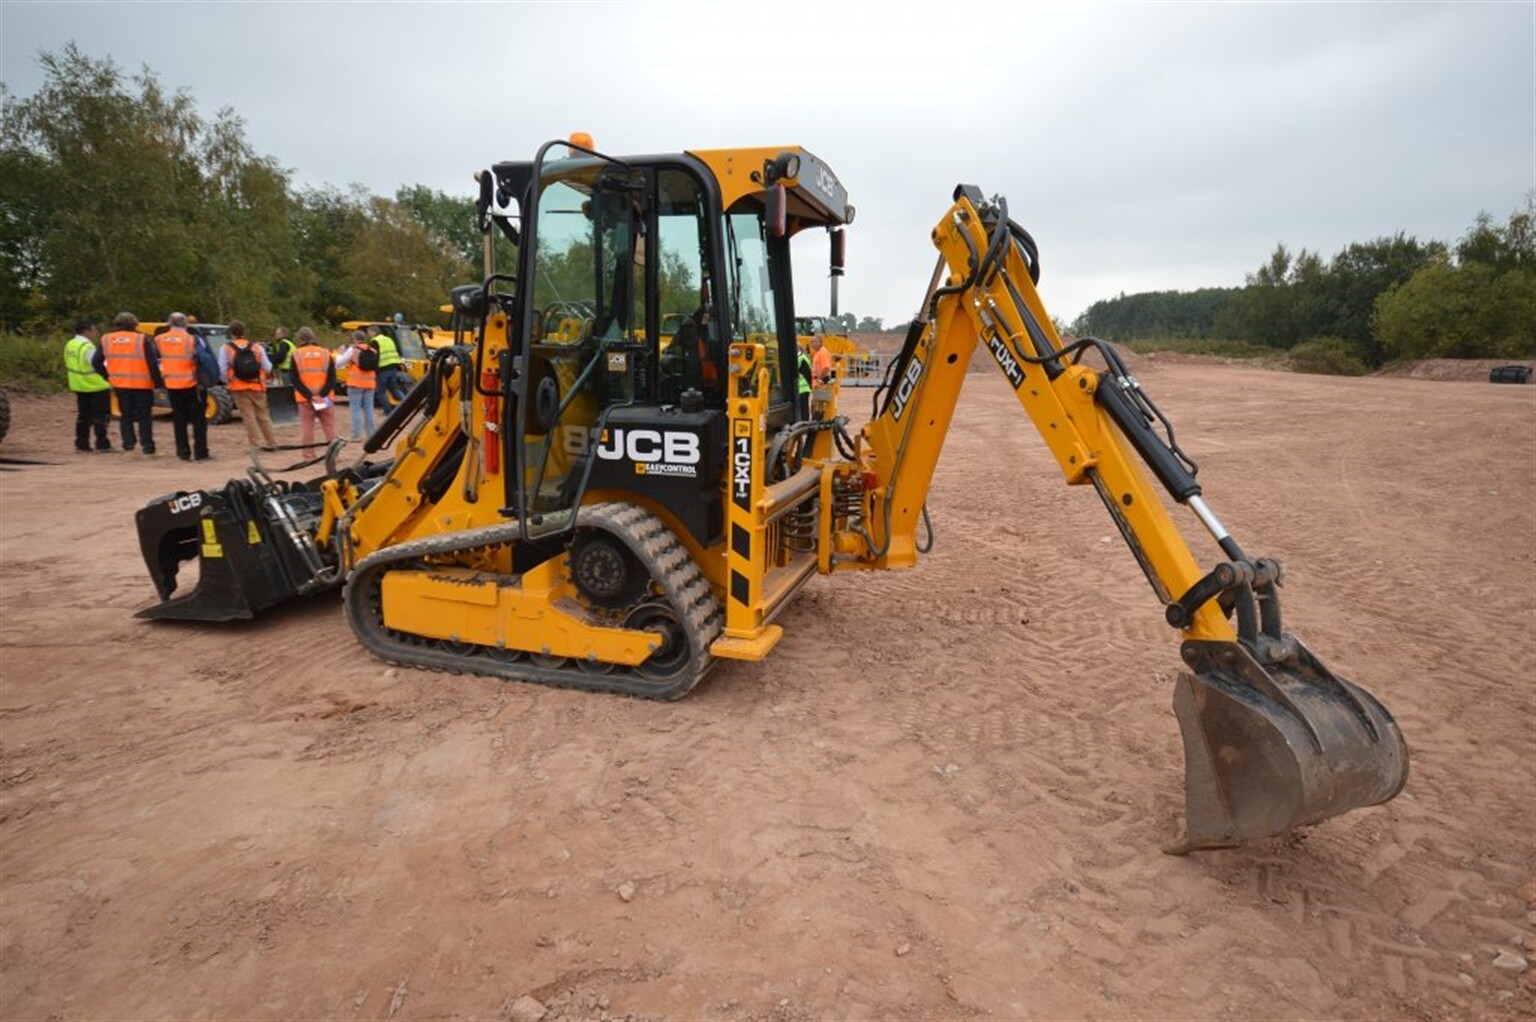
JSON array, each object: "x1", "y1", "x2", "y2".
[{"x1": 987, "y1": 334, "x2": 1026, "y2": 389}]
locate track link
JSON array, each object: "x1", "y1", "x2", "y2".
[{"x1": 342, "y1": 501, "x2": 723, "y2": 699}]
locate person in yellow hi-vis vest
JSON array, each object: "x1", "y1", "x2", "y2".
[{"x1": 64, "y1": 318, "x2": 113, "y2": 452}]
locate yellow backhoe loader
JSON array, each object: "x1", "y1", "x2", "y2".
[{"x1": 132, "y1": 139, "x2": 1407, "y2": 852}]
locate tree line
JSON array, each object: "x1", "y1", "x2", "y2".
[
  {"x1": 1073, "y1": 203, "x2": 1534, "y2": 369},
  {"x1": 0, "y1": 45, "x2": 489, "y2": 336}
]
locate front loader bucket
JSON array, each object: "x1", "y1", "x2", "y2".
[
  {"x1": 1169, "y1": 638, "x2": 1408, "y2": 853},
  {"x1": 134, "y1": 482, "x2": 323, "y2": 621}
]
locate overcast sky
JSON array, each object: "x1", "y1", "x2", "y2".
[{"x1": 3, "y1": 1, "x2": 1532, "y2": 326}]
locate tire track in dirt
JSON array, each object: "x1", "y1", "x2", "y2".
[{"x1": 2, "y1": 373, "x2": 1532, "y2": 1020}]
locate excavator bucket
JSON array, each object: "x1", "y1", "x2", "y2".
[{"x1": 1169, "y1": 638, "x2": 1408, "y2": 853}]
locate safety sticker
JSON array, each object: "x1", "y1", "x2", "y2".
[{"x1": 200, "y1": 518, "x2": 223, "y2": 559}]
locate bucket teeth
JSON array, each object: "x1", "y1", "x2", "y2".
[{"x1": 1167, "y1": 638, "x2": 1408, "y2": 854}]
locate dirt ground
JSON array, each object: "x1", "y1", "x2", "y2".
[{"x1": 1, "y1": 364, "x2": 1533, "y2": 1021}]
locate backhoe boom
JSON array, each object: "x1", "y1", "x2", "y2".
[{"x1": 834, "y1": 186, "x2": 1407, "y2": 850}]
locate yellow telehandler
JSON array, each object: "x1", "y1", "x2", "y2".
[{"x1": 132, "y1": 139, "x2": 1407, "y2": 852}]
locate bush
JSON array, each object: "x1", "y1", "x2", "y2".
[
  {"x1": 1119, "y1": 337, "x2": 1277, "y2": 360},
  {"x1": 1286, "y1": 336, "x2": 1370, "y2": 376},
  {"x1": 0, "y1": 332, "x2": 68, "y2": 394}
]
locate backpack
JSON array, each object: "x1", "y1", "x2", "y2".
[
  {"x1": 356, "y1": 345, "x2": 380, "y2": 371},
  {"x1": 229, "y1": 343, "x2": 261, "y2": 382},
  {"x1": 193, "y1": 337, "x2": 222, "y2": 389}
]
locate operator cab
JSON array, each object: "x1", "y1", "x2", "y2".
[{"x1": 478, "y1": 139, "x2": 854, "y2": 544}]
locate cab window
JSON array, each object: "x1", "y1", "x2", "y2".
[
  {"x1": 723, "y1": 211, "x2": 785, "y2": 407},
  {"x1": 654, "y1": 169, "x2": 721, "y2": 404}
]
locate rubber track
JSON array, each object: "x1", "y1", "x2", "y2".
[{"x1": 342, "y1": 501, "x2": 724, "y2": 700}]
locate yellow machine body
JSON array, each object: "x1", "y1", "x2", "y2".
[{"x1": 134, "y1": 141, "x2": 1407, "y2": 851}]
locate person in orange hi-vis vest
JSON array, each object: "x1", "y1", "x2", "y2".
[
  {"x1": 99, "y1": 311, "x2": 164, "y2": 456},
  {"x1": 810, "y1": 331, "x2": 835, "y2": 417},
  {"x1": 217, "y1": 319, "x2": 279, "y2": 450},
  {"x1": 154, "y1": 311, "x2": 211, "y2": 461},
  {"x1": 290, "y1": 327, "x2": 338, "y2": 458},
  {"x1": 335, "y1": 330, "x2": 377, "y2": 440}
]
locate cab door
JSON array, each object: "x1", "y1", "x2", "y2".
[{"x1": 513, "y1": 141, "x2": 645, "y2": 540}]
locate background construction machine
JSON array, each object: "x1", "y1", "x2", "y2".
[
  {"x1": 795, "y1": 315, "x2": 882, "y2": 387},
  {"x1": 133, "y1": 139, "x2": 1407, "y2": 852},
  {"x1": 335, "y1": 319, "x2": 449, "y2": 402}
]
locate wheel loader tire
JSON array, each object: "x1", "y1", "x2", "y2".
[
  {"x1": 205, "y1": 386, "x2": 235, "y2": 424},
  {"x1": 0, "y1": 387, "x2": 10, "y2": 446}
]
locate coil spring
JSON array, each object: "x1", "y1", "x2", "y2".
[
  {"x1": 783, "y1": 498, "x2": 818, "y2": 553},
  {"x1": 833, "y1": 476, "x2": 864, "y2": 532}
]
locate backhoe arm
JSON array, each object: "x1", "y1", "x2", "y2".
[
  {"x1": 854, "y1": 188, "x2": 1231, "y2": 641},
  {"x1": 841, "y1": 186, "x2": 1408, "y2": 851}
]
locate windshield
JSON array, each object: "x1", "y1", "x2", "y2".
[{"x1": 395, "y1": 326, "x2": 428, "y2": 362}]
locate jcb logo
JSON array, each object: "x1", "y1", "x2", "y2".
[
  {"x1": 563, "y1": 427, "x2": 701, "y2": 466},
  {"x1": 167, "y1": 492, "x2": 203, "y2": 515},
  {"x1": 890, "y1": 356, "x2": 924, "y2": 421}
]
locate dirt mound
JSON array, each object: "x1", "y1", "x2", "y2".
[{"x1": 1375, "y1": 358, "x2": 1536, "y2": 382}]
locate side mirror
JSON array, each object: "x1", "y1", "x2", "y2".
[
  {"x1": 450, "y1": 284, "x2": 486, "y2": 317},
  {"x1": 830, "y1": 228, "x2": 845, "y2": 277},
  {"x1": 767, "y1": 184, "x2": 787, "y2": 238}
]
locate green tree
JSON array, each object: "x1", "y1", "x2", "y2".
[
  {"x1": 0, "y1": 44, "x2": 311, "y2": 332},
  {"x1": 1, "y1": 45, "x2": 202, "y2": 324},
  {"x1": 293, "y1": 185, "x2": 371, "y2": 322},
  {"x1": 1455, "y1": 198, "x2": 1534, "y2": 272},
  {"x1": 1077, "y1": 287, "x2": 1239, "y2": 340},
  {"x1": 338, "y1": 196, "x2": 471, "y2": 323},
  {"x1": 1217, "y1": 244, "x2": 1300, "y2": 347},
  {"x1": 396, "y1": 184, "x2": 484, "y2": 275},
  {"x1": 192, "y1": 109, "x2": 310, "y2": 328},
  {"x1": 1373, "y1": 203, "x2": 1536, "y2": 361},
  {"x1": 1315, "y1": 234, "x2": 1443, "y2": 363}
]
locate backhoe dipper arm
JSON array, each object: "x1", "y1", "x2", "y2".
[{"x1": 843, "y1": 186, "x2": 1408, "y2": 851}]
